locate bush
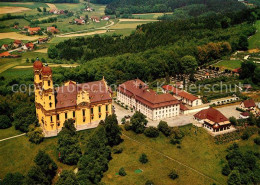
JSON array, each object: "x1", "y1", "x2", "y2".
[
  {"x1": 229, "y1": 117, "x2": 237, "y2": 126},
  {"x1": 119, "y1": 167, "x2": 126, "y2": 176},
  {"x1": 144, "y1": 126, "x2": 159, "y2": 138},
  {"x1": 139, "y1": 153, "x2": 148, "y2": 164},
  {"x1": 145, "y1": 180, "x2": 155, "y2": 185},
  {"x1": 27, "y1": 124, "x2": 44, "y2": 144},
  {"x1": 254, "y1": 137, "x2": 260, "y2": 145},
  {"x1": 168, "y1": 170, "x2": 178, "y2": 180},
  {"x1": 130, "y1": 112, "x2": 148, "y2": 134},
  {"x1": 222, "y1": 164, "x2": 231, "y2": 176},
  {"x1": 170, "y1": 138, "x2": 180, "y2": 145},
  {"x1": 158, "y1": 121, "x2": 171, "y2": 136},
  {"x1": 241, "y1": 131, "x2": 250, "y2": 140},
  {"x1": 124, "y1": 123, "x2": 132, "y2": 131},
  {"x1": 2, "y1": 172, "x2": 24, "y2": 185},
  {"x1": 0, "y1": 115, "x2": 11, "y2": 129},
  {"x1": 113, "y1": 148, "x2": 123, "y2": 154}
]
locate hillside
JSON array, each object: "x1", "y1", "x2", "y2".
[{"x1": 105, "y1": 0, "x2": 246, "y2": 15}]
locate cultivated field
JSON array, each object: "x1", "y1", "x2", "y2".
[
  {"x1": 0, "y1": 32, "x2": 40, "y2": 40},
  {"x1": 56, "y1": 29, "x2": 112, "y2": 37},
  {"x1": 213, "y1": 60, "x2": 242, "y2": 70},
  {"x1": 0, "y1": 6, "x2": 30, "y2": 14}
]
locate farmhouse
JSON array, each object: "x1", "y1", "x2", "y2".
[
  {"x1": 33, "y1": 60, "x2": 113, "y2": 137},
  {"x1": 0, "y1": 51, "x2": 19, "y2": 58},
  {"x1": 28, "y1": 27, "x2": 41, "y2": 35},
  {"x1": 117, "y1": 79, "x2": 180, "y2": 120},
  {"x1": 162, "y1": 85, "x2": 202, "y2": 107},
  {"x1": 102, "y1": 16, "x2": 110, "y2": 21},
  {"x1": 38, "y1": 38, "x2": 48, "y2": 44},
  {"x1": 1, "y1": 44, "x2": 9, "y2": 50},
  {"x1": 240, "y1": 99, "x2": 257, "y2": 112},
  {"x1": 90, "y1": 16, "x2": 100, "y2": 22},
  {"x1": 47, "y1": 27, "x2": 59, "y2": 34},
  {"x1": 23, "y1": 42, "x2": 35, "y2": 50},
  {"x1": 239, "y1": 111, "x2": 250, "y2": 119},
  {"x1": 13, "y1": 40, "x2": 22, "y2": 48},
  {"x1": 74, "y1": 19, "x2": 85, "y2": 25},
  {"x1": 194, "y1": 108, "x2": 231, "y2": 133}
]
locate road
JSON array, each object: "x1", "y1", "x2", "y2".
[{"x1": 0, "y1": 133, "x2": 25, "y2": 143}]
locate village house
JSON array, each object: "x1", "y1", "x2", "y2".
[
  {"x1": 74, "y1": 19, "x2": 85, "y2": 25},
  {"x1": 22, "y1": 42, "x2": 35, "y2": 50},
  {"x1": 1, "y1": 44, "x2": 9, "y2": 50},
  {"x1": 47, "y1": 27, "x2": 59, "y2": 34},
  {"x1": 117, "y1": 79, "x2": 180, "y2": 120},
  {"x1": 101, "y1": 16, "x2": 110, "y2": 21},
  {"x1": 240, "y1": 99, "x2": 257, "y2": 113},
  {"x1": 33, "y1": 60, "x2": 113, "y2": 137},
  {"x1": 239, "y1": 111, "x2": 250, "y2": 119},
  {"x1": 162, "y1": 85, "x2": 202, "y2": 107},
  {"x1": 85, "y1": 6, "x2": 93, "y2": 12},
  {"x1": 49, "y1": 9, "x2": 64, "y2": 14},
  {"x1": 90, "y1": 16, "x2": 100, "y2": 23},
  {"x1": 13, "y1": 40, "x2": 22, "y2": 48},
  {"x1": 0, "y1": 51, "x2": 19, "y2": 58},
  {"x1": 194, "y1": 108, "x2": 231, "y2": 133},
  {"x1": 38, "y1": 38, "x2": 48, "y2": 44},
  {"x1": 28, "y1": 27, "x2": 41, "y2": 35}
]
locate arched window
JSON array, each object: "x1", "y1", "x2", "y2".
[{"x1": 49, "y1": 102, "x2": 52, "y2": 108}]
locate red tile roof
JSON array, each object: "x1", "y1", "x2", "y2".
[
  {"x1": 194, "y1": 108, "x2": 228, "y2": 123},
  {"x1": 242, "y1": 99, "x2": 256, "y2": 108},
  {"x1": 14, "y1": 40, "x2": 22, "y2": 44},
  {"x1": 56, "y1": 80, "x2": 112, "y2": 109},
  {"x1": 162, "y1": 85, "x2": 199, "y2": 101},
  {"x1": 118, "y1": 79, "x2": 179, "y2": 109},
  {"x1": 233, "y1": 68, "x2": 241, "y2": 73},
  {"x1": 28, "y1": 27, "x2": 41, "y2": 32},
  {"x1": 180, "y1": 103, "x2": 189, "y2": 111},
  {"x1": 0, "y1": 51, "x2": 11, "y2": 57},
  {"x1": 240, "y1": 112, "x2": 250, "y2": 117}
]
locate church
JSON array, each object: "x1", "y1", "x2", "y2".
[{"x1": 33, "y1": 60, "x2": 113, "y2": 137}]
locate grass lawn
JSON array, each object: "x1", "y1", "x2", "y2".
[
  {"x1": 0, "y1": 126, "x2": 22, "y2": 140},
  {"x1": 111, "y1": 21, "x2": 154, "y2": 29},
  {"x1": 249, "y1": 20, "x2": 260, "y2": 49},
  {"x1": 0, "y1": 18, "x2": 30, "y2": 28},
  {"x1": 0, "y1": 128, "x2": 94, "y2": 179},
  {"x1": 102, "y1": 125, "x2": 259, "y2": 185},
  {"x1": 213, "y1": 60, "x2": 243, "y2": 70},
  {"x1": 132, "y1": 12, "x2": 172, "y2": 20},
  {"x1": 0, "y1": 2, "x2": 48, "y2": 9},
  {"x1": 0, "y1": 38, "x2": 14, "y2": 46}
]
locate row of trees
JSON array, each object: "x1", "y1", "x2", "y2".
[{"x1": 2, "y1": 0, "x2": 79, "y2": 3}]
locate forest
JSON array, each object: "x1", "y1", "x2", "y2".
[
  {"x1": 0, "y1": 0, "x2": 79, "y2": 3},
  {"x1": 49, "y1": 8, "x2": 258, "y2": 63},
  {"x1": 104, "y1": 0, "x2": 246, "y2": 15}
]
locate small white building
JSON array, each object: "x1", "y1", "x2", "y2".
[{"x1": 117, "y1": 79, "x2": 180, "y2": 120}]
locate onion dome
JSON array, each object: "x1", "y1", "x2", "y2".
[
  {"x1": 41, "y1": 66, "x2": 52, "y2": 75},
  {"x1": 213, "y1": 124, "x2": 219, "y2": 129},
  {"x1": 33, "y1": 60, "x2": 43, "y2": 70}
]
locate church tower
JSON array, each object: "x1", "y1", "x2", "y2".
[{"x1": 33, "y1": 59, "x2": 43, "y2": 104}]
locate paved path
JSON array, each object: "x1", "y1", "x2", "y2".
[
  {"x1": 122, "y1": 133, "x2": 219, "y2": 184},
  {"x1": 0, "y1": 133, "x2": 25, "y2": 142}
]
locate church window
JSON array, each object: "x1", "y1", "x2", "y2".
[
  {"x1": 49, "y1": 102, "x2": 52, "y2": 108},
  {"x1": 48, "y1": 80, "x2": 51, "y2": 86},
  {"x1": 82, "y1": 109, "x2": 85, "y2": 116},
  {"x1": 73, "y1": 111, "x2": 75, "y2": 118},
  {"x1": 99, "y1": 106, "x2": 101, "y2": 113},
  {"x1": 106, "y1": 105, "x2": 108, "y2": 111},
  {"x1": 57, "y1": 114, "x2": 59, "y2": 120},
  {"x1": 50, "y1": 116, "x2": 53, "y2": 122},
  {"x1": 49, "y1": 96, "x2": 51, "y2": 100},
  {"x1": 65, "y1": 113, "x2": 67, "y2": 119},
  {"x1": 91, "y1": 108, "x2": 93, "y2": 114}
]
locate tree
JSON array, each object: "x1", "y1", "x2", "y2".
[
  {"x1": 130, "y1": 112, "x2": 148, "y2": 134},
  {"x1": 27, "y1": 125, "x2": 44, "y2": 144},
  {"x1": 58, "y1": 119, "x2": 82, "y2": 165},
  {"x1": 13, "y1": 105, "x2": 36, "y2": 132},
  {"x1": 0, "y1": 115, "x2": 11, "y2": 129},
  {"x1": 253, "y1": 67, "x2": 260, "y2": 85},
  {"x1": 145, "y1": 180, "x2": 155, "y2": 185},
  {"x1": 119, "y1": 167, "x2": 126, "y2": 176},
  {"x1": 239, "y1": 61, "x2": 256, "y2": 80},
  {"x1": 254, "y1": 137, "x2": 260, "y2": 145},
  {"x1": 37, "y1": 7, "x2": 42, "y2": 12},
  {"x1": 228, "y1": 170, "x2": 241, "y2": 185},
  {"x1": 56, "y1": 170, "x2": 79, "y2": 185},
  {"x1": 168, "y1": 170, "x2": 178, "y2": 180},
  {"x1": 43, "y1": 7, "x2": 46, "y2": 12},
  {"x1": 229, "y1": 117, "x2": 237, "y2": 126},
  {"x1": 34, "y1": 150, "x2": 57, "y2": 182},
  {"x1": 25, "y1": 166, "x2": 49, "y2": 185},
  {"x1": 222, "y1": 164, "x2": 231, "y2": 176},
  {"x1": 238, "y1": 35, "x2": 248, "y2": 51},
  {"x1": 104, "y1": 114, "x2": 122, "y2": 147},
  {"x1": 26, "y1": 58, "x2": 29, "y2": 63},
  {"x1": 139, "y1": 153, "x2": 148, "y2": 164},
  {"x1": 158, "y1": 121, "x2": 171, "y2": 136},
  {"x1": 144, "y1": 126, "x2": 159, "y2": 138},
  {"x1": 2, "y1": 172, "x2": 24, "y2": 185},
  {"x1": 180, "y1": 55, "x2": 198, "y2": 74},
  {"x1": 48, "y1": 45, "x2": 58, "y2": 59}
]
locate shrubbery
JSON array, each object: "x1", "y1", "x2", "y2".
[
  {"x1": 254, "y1": 137, "x2": 260, "y2": 145},
  {"x1": 168, "y1": 170, "x2": 179, "y2": 180},
  {"x1": 27, "y1": 124, "x2": 44, "y2": 144},
  {"x1": 0, "y1": 115, "x2": 11, "y2": 129},
  {"x1": 144, "y1": 126, "x2": 159, "y2": 138},
  {"x1": 119, "y1": 167, "x2": 127, "y2": 176},
  {"x1": 157, "y1": 121, "x2": 171, "y2": 136},
  {"x1": 139, "y1": 153, "x2": 148, "y2": 164},
  {"x1": 129, "y1": 112, "x2": 148, "y2": 134}
]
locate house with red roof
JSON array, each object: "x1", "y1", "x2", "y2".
[
  {"x1": 1, "y1": 44, "x2": 9, "y2": 50},
  {"x1": 38, "y1": 38, "x2": 48, "y2": 44},
  {"x1": 22, "y1": 42, "x2": 35, "y2": 50},
  {"x1": 74, "y1": 19, "x2": 85, "y2": 25},
  {"x1": 90, "y1": 16, "x2": 100, "y2": 22},
  {"x1": 101, "y1": 16, "x2": 110, "y2": 21},
  {"x1": 239, "y1": 111, "x2": 250, "y2": 119},
  {"x1": 13, "y1": 40, "x2": 22, "y2": 48},
  {"x1": 0, "y1": 51, "x2": 19, "y2": 58},
  {"x1": 117, "y1": 79, "x2": 180, "y2": 120},
  {"x1": 240, "y1": 99, "x2": 257, "y2": 113},
  {"x1": 47, "y1": 27, "x2": 59, "y2": 34},
  {"x1": 162, "y1": 85, "x2": 202, "y2": 107},
  {"x1": 194, "y1": 108, "x2": 231, "y2": 133},
  {"x1": 28, "y1": 27, "x2": 41, "y2": 35}
]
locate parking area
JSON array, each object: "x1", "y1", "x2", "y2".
[{"x1": 113, "y1": 102, "x2": 242, "y2": 127}]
